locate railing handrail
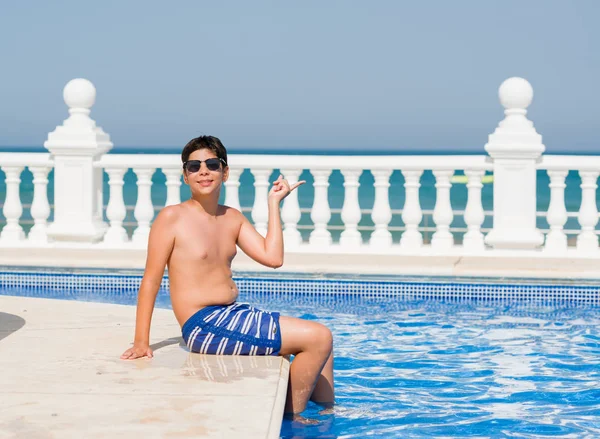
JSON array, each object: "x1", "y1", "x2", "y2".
[
  {"x1": 95, "y1": 153, "x2": 492, "y2": 171},
  {"x1": 7, "y1": 151, "x2": 600, "y2": 174},
  {"x1": 0, "y1": 152, "x2": 54, "y2": 168},
  {"x1": 537, "y1": 155, "x2": 600, "y2": 171}
]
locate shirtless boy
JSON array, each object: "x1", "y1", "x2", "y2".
[{"x1": 121, "y1": 135, "x2": 334, "y2": 414}]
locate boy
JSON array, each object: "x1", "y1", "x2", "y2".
[{"x1": 121, "y1": 136, "x2": 334, "y2": 414}]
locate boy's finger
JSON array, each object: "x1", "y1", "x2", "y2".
[{"x1": 290, "y1": 181, "x2": 307, "y2": 191}]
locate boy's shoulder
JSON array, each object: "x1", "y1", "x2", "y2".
[
  {"x1": 155, "y1": 204, "x2": 184, "y2": 224},
  {"x1": 218, "y1": 204, "x2": 244, "y2": 220}
]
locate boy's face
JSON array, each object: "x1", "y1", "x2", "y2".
[{"x1": 183, "y1": 148, "x2": 229, "y2": 196}]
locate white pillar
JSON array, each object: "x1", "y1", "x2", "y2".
[
  {"x1": 281, "y1": 168, "x2": 303, "y2": 248},
  {"x1": 44, "y1": 78, "x2": 112, "y2": 242},
  {"x1": 576, "y1": 171, "x2": 599, "y2": 252},
  {"x1": 431, "y1": 170, "x2": 454, "y2": 249},
  {"x1": 28, "y1": 166, "x2": 52, "y2": 244},
  {"x1": 164, "y1": 169, "x2": 182, "y2": 207},
  {"x1": 251, "y1": 169, "x2": 271, "y2": 237},
  {"x1": 224, "y1": 168, "x2": 242, "y2": 211},
  {"x1": 369, "y1": 169, "x2": 393, "y2": 248},
  {"x1": 462, "y1": 170, "x2": 485, "y2": 251},
  {"x1": 0, "y1": 166, "x2": 25, "y2": 243},
  {"x1": 132, "y1": 168, "x2": 155, "y2": 245},
  {"x1": 103, "y1": 167, "x2": 128, "y2": 245},
  {"x1": 340, "y1": 169, "x2": 362, "y2": 248},
  {"x1": 544, "y1": 170, "x2": 568, "y2": 252},
  {"x1": 309, "y1": 170, "x2": 332, "y2": 247},
  {"x1": 400, "y1": 170, "x2": 423, "y2": 250},
  {"x1": 484, "y1": 77, "x2": 545, "y2": 249}
]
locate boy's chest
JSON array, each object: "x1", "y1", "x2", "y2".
[{"x1": 176, "y1": 218, "x2": 238, "y2": 260}]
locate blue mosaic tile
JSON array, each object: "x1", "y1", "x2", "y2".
[{"x1": 0, "y1": 268, "x2": 598, "y2": 306}]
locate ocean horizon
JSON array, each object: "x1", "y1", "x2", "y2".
[{"x1": 2, "y1": 145, "x2": 600, "y2": 156}]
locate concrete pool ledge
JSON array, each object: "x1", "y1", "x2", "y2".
[
  {"x1": 0, "y1": 296, "x2": 290, "y2": 439},
  {"x1": 3, "y1": 245, "x2": 600, "y2": 280}
]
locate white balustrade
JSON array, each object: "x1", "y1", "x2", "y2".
[
  {"x1": 164, "y1": 168, "x2": 182, "y2": 207},
  {"x1": 400, "y1": 170, "x2": 423, "y2": 250},
  {"x1": 224, "y1": 168, "x2": 242, "y2": 211},
  {"x1": 281, "y1": 168, "x2": 303, "y2": 248},
  {"x1": 310, "y1": 170, "x2": 332, "y2": 247},
  {"x1": 462, "y1": 170, "x2": 485, "y2": 251},
  {"x1": 0, "y1": 166, "x2": 25, "y2": 243},
  {"x1": 369, "y1": 169, "x2": 393, "y2": 248},
  {"x1": 431, "y1": 170, "x2": 454, "y2": 249},
  {"x1": 103, "y1": 167, "x2": 128, "y2": 245},
  {"x1": 132, "y1": 168, "x2": 156, "y2": 245},
  {"x1": 28, "y1": 166, "x2": 51, "y2": 244},
  {"x1": 251, "y1": 169, "x2": 271, "y2": 237},
  {"x1": 576, "y1": 171, "x2": 599, "y2": 252},
  {"x1": 544, "y1": 170, "x2": 568, "y2": 252},
  {"x1": 340, "y1": 169, "x2": 363, "y2": 248},
  {"x1": 10, "y1": 75, "x2": 600, "y2": 277}
]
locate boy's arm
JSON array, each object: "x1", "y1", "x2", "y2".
[
  {"x1": 236, "y1": 175, "x2": 304, "y2": 268},
  {"x1": 121, "y1": 207, "x2": 177, "y2": 360}
]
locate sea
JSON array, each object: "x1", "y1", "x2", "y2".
[{"x1": 0, "y1": 146, "x2": 597, "y2": 242}]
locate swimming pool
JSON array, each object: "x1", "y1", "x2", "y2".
[{"x1": 1, "y1": 269, "x2": 599, "y2": 438}]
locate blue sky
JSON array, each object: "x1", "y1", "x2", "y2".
[{"x1": 0, "y1": 1, "x2": 598, "y2": 152}]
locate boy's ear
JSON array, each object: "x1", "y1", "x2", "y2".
[
  {"x1": 182, "y1": 169, "x2": 188, "y2": 184},
  {"x1": 222, "y1": 165, "x2": 229, "y2": 183}
]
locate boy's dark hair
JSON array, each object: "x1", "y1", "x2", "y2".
[{"x1": 181, "y1": 136, "x2": 228, "y2": 165}]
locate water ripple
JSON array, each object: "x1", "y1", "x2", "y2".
[{"x1": 275, "y1": 299, "x2": 600, "y2": 438}]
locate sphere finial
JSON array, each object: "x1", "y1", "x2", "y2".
[
  {"x1": 499, "y1": 77, "x2": 533, "y2": 110},
  {"x1": 63, "y1": 78, "x2": 96, "y2": 110}
]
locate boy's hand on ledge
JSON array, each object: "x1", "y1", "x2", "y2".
[
  {"x1": 121, "y1": 343, "x2": 153, "y2": 360},
  {"x1": 268, "y1": 175, "x2": 305, "y2": 203}
]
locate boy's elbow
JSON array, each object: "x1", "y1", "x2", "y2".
[{"x1": 267, "y1": 258, "x2": 283, "y2": 269}]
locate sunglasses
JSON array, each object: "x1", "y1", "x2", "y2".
[{"x1": 183, "y1": 158, "x2": 227, "y2": 173}]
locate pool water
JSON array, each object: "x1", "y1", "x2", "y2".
[
  {"x1": 252, "y1": 295, "x2": 600, "y2": 439},
  {"x1": 2, "y1": 279, "x2": 599, "y2": 438}
]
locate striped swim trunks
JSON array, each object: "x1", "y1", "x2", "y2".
[{"x1": 181, "y1": 302, "x2": 282, "y2": 356}]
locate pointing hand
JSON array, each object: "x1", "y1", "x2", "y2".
[{"x1": 268, "y1": 175, "x2": 306, "y2": 203}]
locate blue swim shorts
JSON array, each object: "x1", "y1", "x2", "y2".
[{"x1": 181, "y1": 303, "x2": 282, "y2": 356}]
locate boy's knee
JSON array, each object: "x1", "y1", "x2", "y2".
[{"x1": 315, "y1": 324, "x2": 333, "y2": 353}]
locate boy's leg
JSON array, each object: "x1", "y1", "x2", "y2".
[
  {"x1": 310, "y1": 350, "x2": 334, "y2": 404},
  {"x1": 278, "y1": 316, "x2": 334, "y2": 414}
]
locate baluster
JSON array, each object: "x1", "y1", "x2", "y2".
[
  {"x1": 224, "y1": 168, "x2": 242, "y2": 211},
  {"x1": 27, "y1": 166, "x2": 51, "y2": 243},
  {"x1": 431, "y1": 170, "x2": 454, "y2": 249},
  {"x1": 369, "y1": 169, "x2": 393, "y2": 248},
  {"x1": 340, "y1": 169, "x2": 362, "y2": 248},
  {"x1": 310, "y1": 170, "x2": 332, "y2": 247},
  {"x1": 0, "y1": 166, "x2": 25, "y2": 243},
  {"x1": 164, "y1": 168, "x2": 182, "y2": 207},
  {"x1": 400, "y1": 170, "x2": 423, "y2": 249},
  {"x1": 103, "y1": 167, "x2": 128, "y2": 244},
  {"x1": 576, "y1": 171, "x2": 599, "y2": 252},
  {"x1": 132, "y1": 168, "x2": 155, "y2": 245},
  {"x1": 463, "y1": 170, "x2": 485, "y2": 250},
  {"x1": 545, "y1": 170, "x2": 568, "y2": 252},
  {"x1": 251, "y1": 169, "x2": 271, "y2": 237},
  {"x1": 281, "y1": 168, "x2": 303, "y2": 248}
]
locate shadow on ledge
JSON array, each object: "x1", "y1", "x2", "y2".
[
  {"x1": 0, "y1": 312, "x2": 26, "y2": 342},
  {"x1": 150, "y1": 336, "x2": 183, "y2": 352}
]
